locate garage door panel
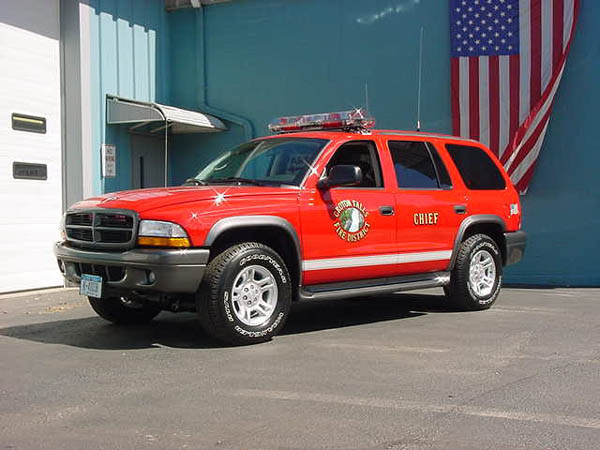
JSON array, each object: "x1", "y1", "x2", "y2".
[{"x1": 0, "y1": 1, "x2": 62, "y2": 293}]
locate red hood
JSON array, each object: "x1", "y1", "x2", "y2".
[{"x1": 71, "y1": 186, "x2": 299, "y2": 213}]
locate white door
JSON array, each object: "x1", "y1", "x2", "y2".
[{"x1": 0, "y1": 1, "x2": 63, "y2": 292}]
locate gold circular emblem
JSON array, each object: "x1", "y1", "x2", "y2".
[{"x1": 333, "y1": 200, "x2": 371, "y2": 242}]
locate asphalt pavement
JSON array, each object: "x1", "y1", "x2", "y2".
[{"x1": 0, "y1": 286, "x2": 598, "y2": 449}]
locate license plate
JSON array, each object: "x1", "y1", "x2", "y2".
[{"x1": 80, "y1": 274, "x2": 103, "y2": 298}]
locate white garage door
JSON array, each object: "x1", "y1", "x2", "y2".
[{"x1": 0, "y1": 1, "x2": 63, "y2": 293}]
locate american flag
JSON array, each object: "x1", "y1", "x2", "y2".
[{"x1": 450, "y1": 0, "x2": 579, "y2": 193}]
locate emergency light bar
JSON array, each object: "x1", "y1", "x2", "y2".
[{"x1": 268, "y1": 109, "x2": 375, "y2": 133}]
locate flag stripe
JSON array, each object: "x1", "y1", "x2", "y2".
[
  {"x1": 469, "y1": 57, "x2": 480, "y2": 140},
  {"x1": 530, "y1": 0, "x2": 542, "y2": 106},
  {"x1": 451, "y1": 58, "x2": 460, "y2": 136},
  {"x1": 498, "y1": 55, "x2": 510, "y2": 159},
  {"x1": 541, "y1": 0, "x2": 553, "y2": 91},
  {"x1": 519, "y1": 0, "x2": 531, "y2": 123},
  {"x1": 553, "y1": 0, "x2": 564, "y2": 71},
  {"x1": 479, "y1": 56, "x2": 490, "y2": 148},
  {"x1": 512, "y1": 122, "x2": 549, "y2": 192},
  {"x1": 563, "y1": 0, "x2": 574, "y2": 47},
  {"x1": 459, "y1": 57, "x2": 470, "y2": 138},
  {"x1": 508, "y1": 54, "x2": 520, "y2": 157},
  {"x1": 507, "y1": 100, "x2": 554, "y2": 173},
  {"x1": 489, "y1": 55, "x2": 500, "y2": 155},
  {"x1": 505, "y1": 66, "x2": 565, "y2": 170}
]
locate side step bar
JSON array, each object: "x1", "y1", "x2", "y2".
[{"x1": 299, "y1": 271, "x2": 450, "y2": 301}]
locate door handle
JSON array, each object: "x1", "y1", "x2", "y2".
[
  {"x1": 379, "y1": 206, "x2": 395, "y2": 216},
  {"x1": 454, "y1": 204, "x2": 467, "y2": 215}
]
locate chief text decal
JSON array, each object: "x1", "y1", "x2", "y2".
[{"x1": 333, "y1": 200, "x2": 370, "y2": 242}]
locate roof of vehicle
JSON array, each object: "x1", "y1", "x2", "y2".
[{"x1": 259, "y1": 129, "x2": 482, "y2": 145}]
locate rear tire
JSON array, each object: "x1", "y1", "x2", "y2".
[
  {"x1": 445, "y1": 233, "x2": 503, "y2": 311},
  {"x1": 196, "y1": 242, "x2": 292, "y2": 345},
  {"x1": 88, "y1": 296, "x2": 160, "y2": 324}
]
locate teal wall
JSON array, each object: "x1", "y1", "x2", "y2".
[
  {"x1": 90, "y1": 0, "x2": 599, "y2": 285},
  {"x1": 88, "y1": 0, "x2": 170, "y2": 194}
]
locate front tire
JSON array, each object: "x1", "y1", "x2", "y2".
[
  {"x1": 197, "y1": 242, "x2": 292, "y2": 345},
  {"x1": 88, "y1": 296, "x2": 160, "y2": 324},
  {"x1": 445, "y1": 234, "x2": 503, "y2": 310}
]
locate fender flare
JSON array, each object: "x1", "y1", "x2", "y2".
[
  {"x1": 448, "y1": 214, "x2": 506, "y2": 270},
  {"x1": 204, "y1": 215, "x2": 302, "y2": 287}
]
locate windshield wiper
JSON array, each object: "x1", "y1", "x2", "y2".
[
  {"x1": 183, "y1": 178, "x2": 208, "y2": 186},
  {"x1": 208, "y1": 177, "x2": 268, "y2": 186}
]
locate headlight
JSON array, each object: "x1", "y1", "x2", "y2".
[{"x1": 137, "y1": 220, "x2": 190, "y2": 248}]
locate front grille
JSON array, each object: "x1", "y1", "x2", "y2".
[
  {"x1": 65, "y1": 209, "x2": 137, "y2": 249},
  {"x1": 74, "y1": 263, "x2": 125, "y2": 282}
]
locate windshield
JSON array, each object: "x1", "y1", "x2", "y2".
[{"x1": 192, "y1": 138, "x2": 328, "y2": 186}]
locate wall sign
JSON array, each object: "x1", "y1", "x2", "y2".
[
  {"x1": 13, "y1": 162, "x2": 48, "y2": 180},
  {"x1": 101, "y1": 144, "x2": 116, "y2": 178},
  {"x1": 12, "y1": 113, "x2": 46, "y2": 134}
]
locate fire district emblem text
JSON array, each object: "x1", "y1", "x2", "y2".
[{"x1": 333, "y1": 200, "x2": 371, "y2": 242}]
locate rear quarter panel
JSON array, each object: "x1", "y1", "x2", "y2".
[{"x1": 432, "y1": 138, "x2": 521, "y2": 232}]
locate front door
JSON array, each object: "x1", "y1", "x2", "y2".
[
  {"x1": 299, "y1": 140, "x2": 398, "y2": 285},
  {"x1": 131, "y1": 134, "x2": 165, "y2": 189}
]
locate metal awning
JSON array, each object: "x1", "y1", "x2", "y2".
[
  {"x1": 106, "y1": 95, "x2": 227, "y2": 187},
  {"x1": 106, "y1": 95, "x2": 226, "y2": 134}
]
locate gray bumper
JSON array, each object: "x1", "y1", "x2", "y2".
[
  {"x1": 504, "y1": 230, "x2": 527, "y2": 266},
  {"x1": 54, "y1": 242, "x2": 210, "y2": 294}
]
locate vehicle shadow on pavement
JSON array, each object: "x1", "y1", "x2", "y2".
[{"x1": 0, "y1": 293, "x2": 451, "y2": 350}]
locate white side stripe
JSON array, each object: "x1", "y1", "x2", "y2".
[{"x1": 302, "y1": 251, "x2": 453, "y2": 272}]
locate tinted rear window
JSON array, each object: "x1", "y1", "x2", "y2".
[
  {"x1": 446, "y1": 144, "x2": 506, "y2": 190},
  {"x1": 389, "y1": 141, "x2": 438, "y2": 189}
]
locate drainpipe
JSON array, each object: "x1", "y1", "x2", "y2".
[{"x1": 195, "y1": 5, "x2": 254, "y2": 140}]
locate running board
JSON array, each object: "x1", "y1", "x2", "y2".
[{"x1": 299, "y1": 271, "x2": 450, "y2": 301}]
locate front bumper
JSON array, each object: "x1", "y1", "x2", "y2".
[
  {"x1": 504, "y1": 230, "x2": 527, "y2": 266},
  {"x1": 54, "y1": 242, "x2": 210, "y2": 294}
]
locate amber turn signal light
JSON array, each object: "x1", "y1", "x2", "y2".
[{"x1": 136, "y1": 236, "x2": 190, "y2": 248}]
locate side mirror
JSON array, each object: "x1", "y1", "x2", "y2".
[{"x1": 318, "y1": 165, "x2": 363, "y2": 189}]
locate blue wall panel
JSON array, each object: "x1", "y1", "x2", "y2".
[{"x1": 88, "y1": 0, "x2": 170, "y2": 195}]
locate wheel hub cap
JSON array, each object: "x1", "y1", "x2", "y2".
[
  {"x1": 231, "y1": 265, "x2": 278, "y2": 327},
  {"x1": 468, "y1": 249, "x2": 496, "y2": 297}
]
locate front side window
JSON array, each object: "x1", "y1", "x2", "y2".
[
  {"x1": 446, "y1": 144, "x2": 506, "y2": 190},
  {"x1": 326, "y1": 141, "x2": 383, "y2": 188},
  {"x1": 193, "y1": 138, "x2": 327, "y2": 186},
  {"x1": 389, "y1": 141, "x2": 442, "y2": 189}
]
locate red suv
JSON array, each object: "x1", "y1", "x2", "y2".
[{"x1": 55, "y1": 110, "x2": 526, "y2": 345}]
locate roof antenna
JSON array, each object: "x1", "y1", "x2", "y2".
[
  {"x1": 416, "y1": 26, "x2": 424, "y2": 132},
  {"x1": 364, "y1": 83, "x2": 370, "y2": 113}
]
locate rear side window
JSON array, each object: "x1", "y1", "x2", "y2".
[
  {"x1": 388, "y1": 141, "x2": 450, "y2": 189},
  {"x1": 446, "y1": 144, "x2": 506, "y2": 190}
]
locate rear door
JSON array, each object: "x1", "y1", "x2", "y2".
[
  {"x1": 299, "y1": 139, "x2": 398, "y2": 285},
  {"x1": 385, "y1": 138, "x2": 465, "y2": 274}
]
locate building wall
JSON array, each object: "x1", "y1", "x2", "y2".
[
  {"x1": 88, "y1": 0, "x2": 599, "y2": 285},
  {"x1": 86, "y1": 0, "x2": 171, "y2": 195}
]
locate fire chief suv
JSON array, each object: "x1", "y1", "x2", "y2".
[{"x1": 55, "y1": 110, "x2": 526, "y2": 345}]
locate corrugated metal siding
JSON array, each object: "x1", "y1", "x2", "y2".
[{"x1": 88, "y1": 0, "x2": 170, "y2": 194}]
